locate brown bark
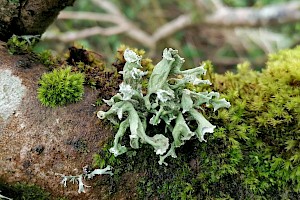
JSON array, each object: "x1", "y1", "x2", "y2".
[
  {"x1": 0, "y1": 47, "x2": 114, "y2": 199},
  {"x1": 0, "y1": 0, "x2": 76, "y2": 41}
]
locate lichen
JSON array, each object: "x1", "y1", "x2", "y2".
[
  {"x1": 0, "y1": 69, "x2": 26, "y2": 120},
  {"x1": 97, "y1": 48, "x2": 230, "y2": 165},
  {"x1": 55, "y1": 165, "x2": 113, "y2": 194},
  {"x1": 93, "y1": 46, "x2": 300, "y2": 199},
  {"x1": 112, "y1": 44, "x2": 154, "y2": 74}
]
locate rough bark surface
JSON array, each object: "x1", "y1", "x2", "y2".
[
  {"x1": 0, "y1": 46, "x2": 113, "y2": 199},
  {"x1": 0, "y1": 0, "x2": 76, "y2": 41}
]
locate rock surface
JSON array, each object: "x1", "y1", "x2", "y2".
[{"x1": 0, "y1": 47, "x2": 113, "y2": 199}]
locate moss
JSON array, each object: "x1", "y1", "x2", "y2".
[
  {"x1": 0, "y1": 181, "x2": 50, "y2": 200},
  {"x1": 7, "y1": 34, "x2": 40, "y2": 55},
  {"x1": 36, "y1": 50, "x2": 61, "y2": 69},
  {"x1": 93, "y1": 46, "x2": 300, "y2": 199},
  {"x1": 37, "y1": 67, "x2": 85, "y2": 107},
  {"x1": 63, "y1": 46, "x2": 122, "y2": 100},
  {"x1": 0, "y1": 181, "x2": 69, "y2": 200},
  {"x1": 197, "y1": 46, "x2": 300, "y2": 198},
  {"x1": 93, "y1": 138, "x2": 197, "y2": 199}
]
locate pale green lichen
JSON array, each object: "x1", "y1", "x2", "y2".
[
  {"x1": 56, "y1": 165, "x2": 113, "y2": 193},
  {"x1": 0, "y1": 70, "x2": 26, "y2": 121},
  {"x1": 98, "y1": 48, "x2": 230, "y2": 165}
]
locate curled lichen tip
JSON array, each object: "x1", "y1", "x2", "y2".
[{"x1": 97, "y1": 111, "x2": 106, "y2": 119}]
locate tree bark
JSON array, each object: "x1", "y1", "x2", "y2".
[{"x1": 0, "y1": 0, "x2": 76, "y2": 41}]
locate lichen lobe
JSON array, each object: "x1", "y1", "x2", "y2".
[{"x1": 0, "y1": 69, "x2": 26, "y2": 121}]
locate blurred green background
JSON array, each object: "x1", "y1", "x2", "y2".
[{"x1": 39, "y1": 0, "x2": 300, "y2": 73}]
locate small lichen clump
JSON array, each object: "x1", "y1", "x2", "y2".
[
  {"x1": 56, "y1": 165, "x2": 113, "y2": 193},
  {"x1": 37, "y1": 67, "x2": 85, "y2": 107},
  {"x1": 97, "y1": 48, "x2": 230, "y2": 165},
  {"x1": 112, "y1": 44, "x2": 154, "y2": 74}
]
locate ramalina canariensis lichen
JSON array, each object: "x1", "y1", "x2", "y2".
[{"x1": 98, "y1": 48, "x2": 230, "y2": 165}]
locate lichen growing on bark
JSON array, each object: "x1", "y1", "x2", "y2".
[
  {"x1": 97, "y1": 48, "x2": 230, "y2": 165},
  {"x1": 0, "y1": 69, "x2": 26, "y2": 120},
  {"x1": 93, "y1": 46, "x2": 300, "y2": 199}
]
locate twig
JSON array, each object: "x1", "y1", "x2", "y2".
[
  {"x1": 205, "y1": 1, "x2": 300, "y2": 27},
  {"x1": 152, "y1": 14, "x2": 192, "y2": 42},
  {"x1": 44, "y1": 26, "x2": 128, "y2": 42},
  {"x1": 91, "y1": 0, "x2": 122, "y2": 16},
  {"x1": 45, "y1": 0, "x2": 300, "y2": 49},
  {"x1": 58, "y1": 11, "x2": 121, "y2": 24}
]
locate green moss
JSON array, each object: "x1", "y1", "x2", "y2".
[
  {"x1": 0, "y1": 181, "x2": 69, "y2": 200},
  {"x1": 37, "y1": 50, "x2": 60, "y2": 69},
  {"x1": 63, "y1": 46, "x2": 122, "y2": 100},
  {"x1": 201, "y1": 46, "x2": 300, "y2": 198},
  {"x1": 7, "y1": 35, "x2": 40, "y2": 55},
  {"x1": 0, "y1": 181, "x2": 50, "y2": 200},
  {"x1": 37, "y1": 67, "x2": 85, "y2": 107},
  {"x1": 93, "y1": 138, "x2": 197, "y2": 199}
]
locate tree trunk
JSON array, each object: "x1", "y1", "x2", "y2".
[{"x1": 0, "y1": 0, "x2": 76, "y2": 41}]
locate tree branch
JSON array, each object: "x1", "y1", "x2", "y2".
[
  {"x1": 44, "y1": 26, "x2": 128, "y2": 42},
  {"x1": 53, "y1": 0, "x2": 154, "y2": 48},
  {"x1": 152, "y1": 14, "x2": 193, "y2": 42},
  {"x1": 91, "y1": 0, "x2": 122, "y2": 16},
  {"x1": 45, "y1": 0, "x2": 300, "y2": 49},
  {"x1": 0, "y1": 0, "x2": 76, "y2": 41},
  {"x1": 204, "y1": 1, "x2": 300, "y2": 27},
  {"x1": 58, "y1": 11, "x2": 121, "y2": 24}
]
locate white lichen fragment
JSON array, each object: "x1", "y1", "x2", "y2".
[{"x1": 56, "y1": 165, "x2": 113, "y2": 193}]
